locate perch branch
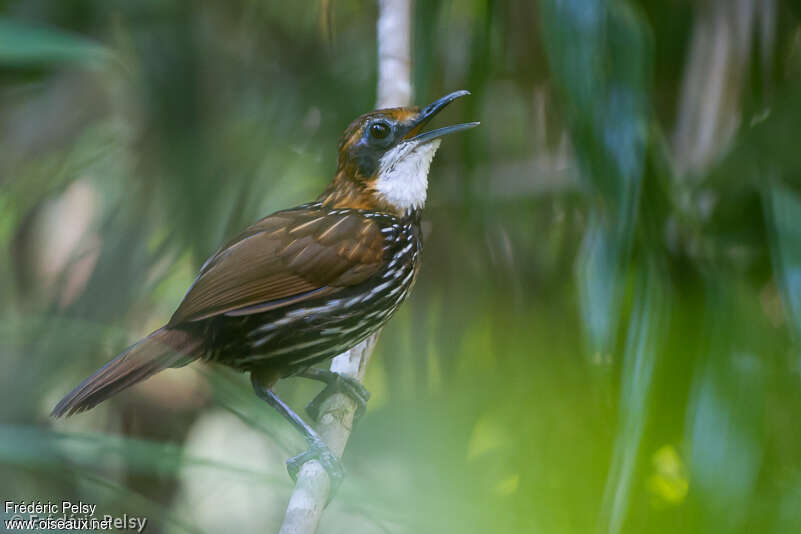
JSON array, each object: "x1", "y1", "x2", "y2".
[{"x1": 276, "y1": 1, "x2": 411, "y2": 532}]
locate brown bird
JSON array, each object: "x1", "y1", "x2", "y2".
[{"x1": 52, "y1": 90, "x2": 478, "y2": 486}]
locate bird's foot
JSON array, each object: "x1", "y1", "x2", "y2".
[
  {"x1": 304, "y1": 371, "x2": 371, "y2": 422},
  {"x1": 287, "y1": 439, "x2": 345, "y2": 494}
]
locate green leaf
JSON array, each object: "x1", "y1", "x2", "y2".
[
  {"x1": 0, "y1": 17, "x2": 111, "y2": 68},
  {"x1": 539, "y1": 0, "x2": 651, "y2": 353},
  {"x1": 599, "y1": 259, "x2": 668, "y2": 534},
  {"x1": 765, "y1": 183, "x2": 801, "y2": 341}
]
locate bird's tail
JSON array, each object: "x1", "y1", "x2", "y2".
[{"x1": 51, "y1": 327, "x2": 202, "y2": 417}]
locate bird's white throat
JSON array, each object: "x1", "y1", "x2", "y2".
[{"x1": 374, "y1": 139, "x2": 441, "y2": 213}]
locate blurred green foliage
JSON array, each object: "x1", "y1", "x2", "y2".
[{"x1": 2, "y1": 1, "x2": 801, "y2": 533}]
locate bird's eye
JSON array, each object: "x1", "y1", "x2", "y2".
[{"x1": 369, "y1": 122, "x2": 391, "y2": 140}]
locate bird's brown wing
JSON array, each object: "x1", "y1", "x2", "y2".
[{"x1": 168, "y1": 207, "x2": 386, "y2": 325}]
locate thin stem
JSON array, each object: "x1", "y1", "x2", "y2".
[{"x1": 276, "y1": 0, "x2": 411, "y2": 532}]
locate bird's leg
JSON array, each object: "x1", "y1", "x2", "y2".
[
  {"x1": 250, "y1": 375, "x2": 344, "y2": 493},
  {"x1": 297, "y1": 367, "x2": 371, "y2": 422}
]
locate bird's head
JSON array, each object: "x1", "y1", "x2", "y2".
[{"x1": 320, "y1": 90, "x2": 478, "y2": 217}]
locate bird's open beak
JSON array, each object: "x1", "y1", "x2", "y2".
[{"x1": 403, "y1": 90, "x2": 480, "y2": 143}]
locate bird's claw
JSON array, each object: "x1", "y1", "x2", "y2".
[
  {"x1": 287, "y1": 440, "x2": 345, "y2": 495},
  {"x1": 305, "y1": 373, "x2": 371, "y2": 422}
]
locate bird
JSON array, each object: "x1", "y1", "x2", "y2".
[{"x1": 52, "y1": 90, "x2": 478, "y2": 487}]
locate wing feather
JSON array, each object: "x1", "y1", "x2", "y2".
[{"x1": 168, "y1": 207, "x2": 385, "y2": 325}]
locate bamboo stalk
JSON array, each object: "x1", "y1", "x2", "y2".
[{"x1": 276, "y1": 1, "x2": 411, "y2": 532}]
